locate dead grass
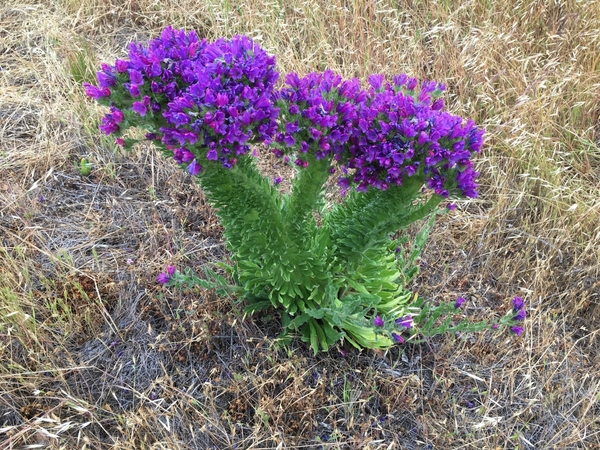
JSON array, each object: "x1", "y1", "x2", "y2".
[{"x1": 1, "y1": 0, "x2": 599, "y2": 448}]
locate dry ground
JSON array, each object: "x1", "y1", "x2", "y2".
[{"x1": 1, "y1": 0, "x2": 599, "y2": 448}]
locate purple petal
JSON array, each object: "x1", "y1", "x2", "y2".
[{"x1": 510, "y1": 326, "x2": 524, "y2": 336}]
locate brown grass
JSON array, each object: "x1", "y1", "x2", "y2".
[{"x1": 1, "y1": 0, "x2": 599, "y2": 448}]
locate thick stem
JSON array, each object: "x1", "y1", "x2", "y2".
[
  {"x1": 279, "y1": 152, "x2": 334, "y2": 303},
  {"x1": 283, "y1": 152, "x2": 331, "y2": 241},
  {"x1": 195, "y1": 155, "x2": 322, "y2": 312},
  {"x1": 197, "y1": 156, "x2": 285, "y2": 254},
  {"x1": 326, "y1": 175, "x2": 440, "y2": 263}
]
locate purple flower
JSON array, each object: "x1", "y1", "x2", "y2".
[
  {"x1": 99, "y1": 107, "x2": 124, "y2": 134},
  {"x1": 492, "y1": 323, "x2": 499, "y2": 330},
  {"x1": 132, "y1": 101, "x2": 147, "y2": 116},
  {"x1": 392, "y1": 333, "x2": 404, "y2": 344},
  {"x1": 431, "y1": 98, "x2": 444, "y2": 110},
  {"x1": 447, "y1": 203, "x2": 457, "y2": 210},
  {"x1": 273, "y1": 176, "x2": 282, "y2": 185},
  {"x1": 512, "y1": 296, "x2": 524, "y2": 312},
  {"x1": 455, "y1": 166, "x2": 479, "y2": 198},
  {"x1": 510, "y1": 326, "x2": 524, "y2": 336},
  {"x1": 128, "y1": 69, "x2": 144, "y2": 85},
  {"x1": 395, "y1": 315, "x2": 412, "y2": 329},
  {"x1": 187, "y1": 159, "x2": 202, "y2": 176},
  {"x1": 127, "y1": 84, "x2": 140, "y2": 97},
  {"x1": 97, "y1": 68, "x2": 117, "y2": 88},
  {"x1": 83, "y1": 83, "x2": 110, "y2": 99},
  {"x1": 368, "y1": 74, "x2": 385, "y2": 90},
  {"x1": 454, "y1": 297, "x2": 466, "y2": 309},
  {"x1": 157, "y1": 265, "x2": 176, "y2": 285},
  {"x1": 206, "y1": 148, "x2": 218, "y2": 161},
  {"x1": 373, "y1": 315, "x2": 384, "y2": 327},
  {"x1": 157, "y1": 272, "x2": 171, "y2": 285},
  {"x1": 115, "y1": 59, "x2": 129, "y2": 73},
  {"x1": 513, "y1": 309, "x2": 527, "y2": 321}
]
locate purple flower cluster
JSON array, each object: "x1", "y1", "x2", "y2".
[
  {"x1": 341, "y1": 75, "x2": 483, "y2": 196},
  {"x1": 160, "y1": 35, "x2": 279, "y2": 172},
  {"x1": 85, "y1": 27, "x2": 483, "y2": 198},
  {"x1": 157, "y1": 265, "x2": 176, "y2": 285},
  {"x1": 85, "y1": 27, "x2": 205, "y2": 120},
  {"x1": 510, "y1": 296, "x2": 526, "y2": 336},
  {"x1": 371, "y1": 313, "x2": 413, "y2": 344},
  {"x1": 271, "y1": 71, "x2": 483, "y2": 197},
  {"x1": 84, "y1": 28, "x2": 279, "y2": 173},
  {"x1": 99, "y1": 107, "x2": 124, "y2": 134},
  {"x1": 272, "y1": 71, "x2": 363, "y2": 165}
]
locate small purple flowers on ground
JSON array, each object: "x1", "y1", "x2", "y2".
[
  {"x1": 157, "y1": 265, "x2": 176, "y2": 285},
  {"x1": 510, "y1": 325, "x2": 524, "y2": 336},
  {"x1": 513, "y1": 308, "x2": 527, "y2": 321},
  {"x1": 454, "y1": 296, "x2": 466, "y2": 309},
  {"x1": 510, "y1": 296, "x2": 526, "y2": 335},
  {"x1": 512, "y1": 296, "x2": 525, "y2": 312}
]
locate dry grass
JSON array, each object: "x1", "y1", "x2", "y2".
[{"x1": 1, "y1": 0, "x2": 599, "y2": 448}]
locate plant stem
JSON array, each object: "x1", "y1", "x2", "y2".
[{"x1": 326, "y1": 174, "x2": 441, "y2": 268}]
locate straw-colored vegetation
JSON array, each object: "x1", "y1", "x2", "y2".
[{"x1": 1, "y1": 0, "x2": 599, "y2": 448}]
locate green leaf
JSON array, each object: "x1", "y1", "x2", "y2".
[
  {"x1": 288, "y1": 313, "x2": 311, "y2": 329},
  {"x1": 291, "y1": 283, "x2": 304, "y2": 298},
  {"x1": 345, "y1": 278, "x2": 369, "y2": 294},
  {"x1": 308, "y1": 320, "x2": 319, "y2": 355},
  {"x1": 338, "y1": 294, "x2": 367, "y2": 314},
  {"x1": 214, "y1": 261, "x2": 234, "y2": 273},
  {"x1": 324, "y1": 283, "x2": 338, "y2": 304},
  {"x1": 279, "y1": 281, "x2": 289, "y2": 296},
  {"x1": 244, "y1": 300, "x2": 273, "y2": 314},
  {"x1": 313, "y1": 320, "x2": 329, "y2": 352},
  {"x1": 322, "y1": 321, "x2": 342, "y2": 344},
  {"x1": 306, "y1": 309, "x2": 326, "y2": 319}
]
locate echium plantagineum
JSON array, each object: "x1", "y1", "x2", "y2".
[{"x1": 85, "y1": 28, "x2": 524, "y2": 354}]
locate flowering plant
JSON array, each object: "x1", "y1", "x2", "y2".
[{"x1": 86, "y1": 27, "x2": 525, "y2": 353}]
